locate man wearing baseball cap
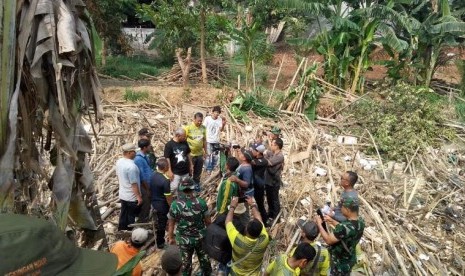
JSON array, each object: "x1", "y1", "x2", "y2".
[
  {"x1": 228, "y1": 148, "x2": 254, "y2": 200},
  {"x1": 315, "y1": 197, "x2": 365, "y2": 275},
  {"x1": 294, "y1": 219, "x2": 330, "y2": 275},
  {"x1": 0, "y1": 214, "x2": 117, "y2": 275},
  {"x1": 116, "y1": 143, "x2": 143, "y2": 230},
  {"x1": 111, "y1": 228, "x2": 149, "y2": 276}
]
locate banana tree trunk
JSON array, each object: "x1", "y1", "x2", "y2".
[
  {"x1": 0, "y1": 0, "x2": 17, "y2": 210},
  {"x1": 0, "y1": 0, "x2": 16, "y2": 158},
  {"x1": 424, "y1": 46, "x2": 440, "y2": 88},
  {"x1": 200, "y1": 8, "x2": 207, "y2": 84}
]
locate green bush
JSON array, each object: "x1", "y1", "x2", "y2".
[
  {"x1": 123, "y1": 88, "x2": 149, "y2": 102},
  {"x1": 349, "y1": 83, "x2": 455, "y2": 160}
]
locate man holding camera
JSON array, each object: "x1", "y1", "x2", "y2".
[{"x1": 315, "y1": 197, "x2": 365, "y2": 276}]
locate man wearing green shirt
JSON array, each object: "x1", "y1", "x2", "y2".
[
  {"x1": 184, "y1": 112, "x2": 207, "y2": 191},
  {"x1": 167, "y1": 177, "x2": 212, "y2": 276},
  {"x1": 265, "y1": 243, "x2": 316, "y2": 276}
]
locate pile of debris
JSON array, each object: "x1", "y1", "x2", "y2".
[
  {"x1": 88, "y1": 98, "x2": 465, "y2": 275},
  {"x1": 156, "y1": 58, "x2": 228, "y2": 84}
]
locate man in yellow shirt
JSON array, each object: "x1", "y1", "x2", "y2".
[
  {"x1": 226, "y1": 196, "x2": 270, "y2": 276},
  {"x1": 295, "y1": 219, "x2": 330, "y2": 275},
  {"x1": 184, "y1": 112, "x2": 207, "y2": 191},
  {"x1": 110, "y1": 228, "x2": 148, "y2": 276},
  {"x1": 265, "y1": 243, "x2": 316, "y2": 276}
]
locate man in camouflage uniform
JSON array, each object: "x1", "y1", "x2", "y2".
[
  {"x1": 167, "y1": 177, "x2": 212, "y2": 276},
  {"x1": 315, "y1": 197, "x2": 365, "y2": 276}
]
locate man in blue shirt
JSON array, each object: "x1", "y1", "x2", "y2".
[{"x1": 134, "y1": 139, "x2": 153, "y2": 222}]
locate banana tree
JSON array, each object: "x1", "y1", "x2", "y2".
[
  {"x1": 284, "y1": 0, "x2": 410, "y2": 93},
  {"x1": 229, "y1": 20, "x2": 270, "y2": 88},
  {"x1": 413, "y1": 0, "x2": 465, "y2": 87},
  {"x1": 1, "y1": 0, "x2": 108, "y2": 249}
]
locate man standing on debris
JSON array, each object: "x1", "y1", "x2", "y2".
[
  {"x1": 316, "y1": 197, "x2": 365, "y2": 276},
  {"x1": 116, "y1": 143, "x2": 142, "y2": 231},
  {"x1": 264, "y1": 138, "x2": 285, "y2": 226},
  {"x1": 149, "y1": 157, "x2": 173, "y2": 249},
  {"x1": 111, "y1": 228, "x2": 148, "y2": 276},
  {"x1": 226, "y1": 196, "x2": 270, "y2": 275},
  {"x1": 138, "y1": 128, "x2": 157, "y2": 170},
  {"x1": 294, "y1": 220, "x2": 330, "y2": 276},
  {"x1": 203, "y1": 105, "x2": 226, "y2": 175},
  {"x1": 164, "y1": 128, "x2": 192, "y2": 193},
  {"x1": 331, "y1": 171, "x2": 359, "y2": 222},
  {"x1": 228, "y1": 148, "x2": 254, "y2": 200},
  {"x1": 184, "y1": 112, "x2": 207, "y2": 190},
  {"x1": 216, "y1": 157, "x2": 240, "y2": 215},
  {"x1": 167, "y1": 177, "x2": 212, "y2": 276},
  {"x1": 251, "y1": 144, "x2": 269, "y2": 222},
  {"x1": 134, "y1": 139, "x2": 152, "y2": 222},
  {"x1": 264, "y1": 126, "x2": 281, "y2": 157}
]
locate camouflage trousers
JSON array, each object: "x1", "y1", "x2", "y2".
[{"x1": 179, "y1": 239, "x2": 212, "y2": 276}]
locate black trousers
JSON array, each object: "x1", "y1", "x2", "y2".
[
  {"x1": 192, "y1": 155, "x2": 204, "y2": 185},
  {"x1": 118, "y1": 200, "x2": 140, "y2": 230},
  {"x1": 152, "y1": 201, "x2": 169, "y2": 248},
  {"x1": 254, "y1": 185, "x2": 268, "y2": 223},
  {"x1": 138, "y1": 186, "x2": 152, "y2": 222},
  {"x1": 265, "y1": 184, "x2": 281, "y2": 220}
]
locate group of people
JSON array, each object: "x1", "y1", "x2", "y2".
[{"x1": 113, "y1": 104, "x2": 365, "y2": 275}]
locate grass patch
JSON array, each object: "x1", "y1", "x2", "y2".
[
  {"x1": 99, "y1": 55, "x2": 171, "y2": 80},
  {"x1": 123, "y1": 88, "x2": 149, "y2": 102}
]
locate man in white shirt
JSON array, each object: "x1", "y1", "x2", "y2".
[
  {"x1": 116, "y1": 143, "x2": 143, "y2": 230},
  {"x1": 203, "y1": 106, "x2": 226, "y2": 174}
]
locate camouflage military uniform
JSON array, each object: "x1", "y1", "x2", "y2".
[
  {"x1": 329, "y1": 217, "x2": 365, "y2": 276},
  {"x1": 168, "y1": 194, "x2": 212, "y2": 276}
]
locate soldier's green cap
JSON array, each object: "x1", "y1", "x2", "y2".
[
  {"x1": 0, "y1": 214, "x2": 117, "y2": 275},
  {"x1": 179, "y1": 176, "x2": 195, "y2": 191},
  {"x1": 270, "y1": 126, "x2": 281, "y2": 135},
  {"x1": 341, "y1": 196, "x2": 359, "y2": 208}
]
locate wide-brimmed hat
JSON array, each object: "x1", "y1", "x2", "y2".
[
  {"x1": 178, "y1": 176, "x2": 196, "y2": 191},
  {"x1": 0, "y1": 214, "x2": 117, "y2": 275}
]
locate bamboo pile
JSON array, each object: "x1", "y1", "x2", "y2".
[
  {"x1": 90, "y1": 99, "x2": 465, "y2": 275},
  {"x1": 156, "y1": 58, "x2": 228, "y2": 83}
]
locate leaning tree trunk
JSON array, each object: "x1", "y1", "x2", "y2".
[
  {"x1": 176, "y1": 47, "x2": 192, "y2": 88},
  {"x1": 200, "y1": 7, "x2": 208, "y2": 84},
  {"x1": 1, "y1": 0, "x2": 108, "y2": 250}
]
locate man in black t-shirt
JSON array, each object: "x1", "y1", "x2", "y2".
[
  {"x1": 251, "y1": 144, "x2": 268, "y2": 223},
  {"x1": 150, "y1": 158, "x2": 173, "y2": 249},
  {"x1": 164, "y1": 128, "x2": 192, "y2": 194}
]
